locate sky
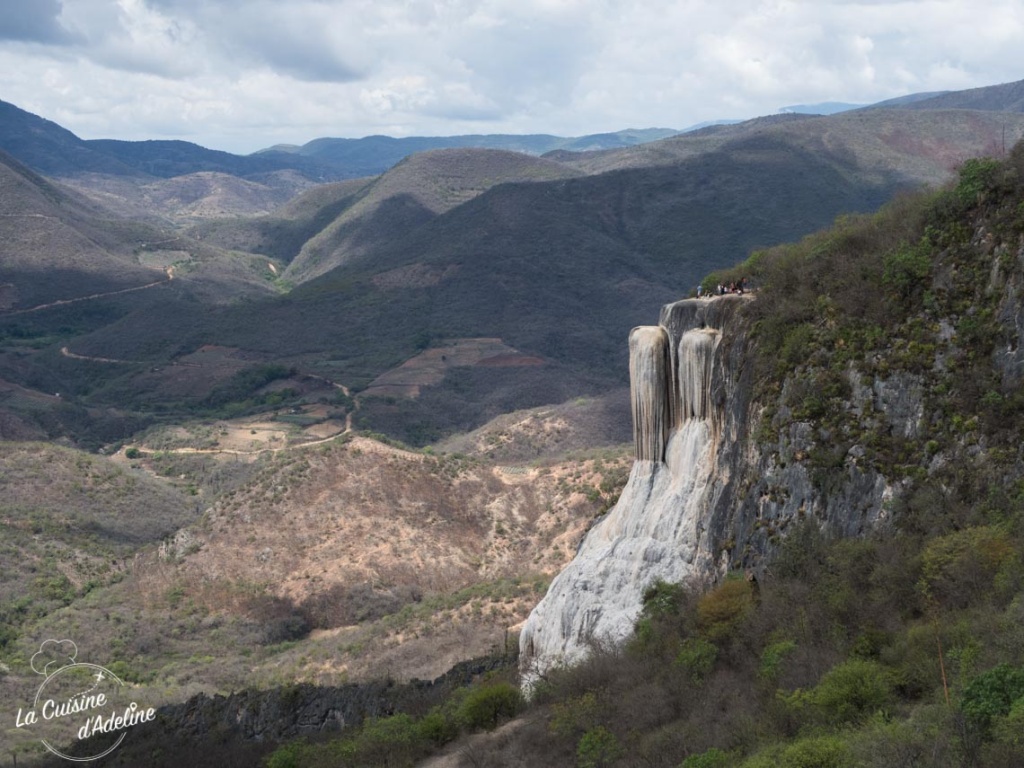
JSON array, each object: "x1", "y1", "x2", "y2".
[{"x1": 1, "y1": 0, "x2": 1023, "y2": 154}]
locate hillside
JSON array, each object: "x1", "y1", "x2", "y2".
[
  {"x1": 61, "y1": 169, "x2": 322, "y2": 224},
  {"x1": 552, "y1": 108, "x2": 1024, "y2": 177},
  {"x1": 248, "y1": 138, "x2": 1024, "y2": 768},
  {"x1": 7, "y1": 92, "x2": 1024, "y2": 453},
  {"x1": 82, "y1": 138, "x2": 333, "y2": 180},
  {"x1": 9, "y1": 108, "x2": 996, "y2": 448},
  {"x1": 35, "y1": 125, "x2": 906, "y2": 449},
  {"x1": 0, "y1": 99, "x2": 336, "y2": 182},
  {"x1": 0, "y1": 149, "x2": 303, "y2": 447},
  {"x1": 72, "y1": 130, "x2": 1024, "y2": 768},
  {"x1": 0, "y1": 148, "x2": 285, "y2": 308},
  {"x1": 0, "y1": 98, "x2": 679, "y2": 189},
  {"x1": 283, "y1": 148, "x2": 583, "y2": 282},
  {"x1": 0, "y1": 441, "x2": 196, "y2": 652},
  {"x1": 10, "y1": 81, "x2": 1024, "y2": 767},
  {"x1": 188, "y1": 176, "x2": 375, "y2": 261},
  {"x1": 0, "y1": 99, "x2": 138, "y2": 177},
  {"x1": 1, "y1": 428, "x2": 630, "y2": 765},
  {"x1": 0, "y1": 148, "x2": 168, "y2": 308},
  {"x1": 889, "y1": 78, "x2": 1024, "y2": 113}
]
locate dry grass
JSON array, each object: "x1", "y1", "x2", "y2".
[
  {"x1": 435, "y1": 390, "x2": 632, "y2": 463},
  {"x1": 6, "y1": 430, "x2": 628, "y2": 706}
]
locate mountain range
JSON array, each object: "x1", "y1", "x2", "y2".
[{"x1": 3, "y1": 80, "x2": 1024, "y2": 446}]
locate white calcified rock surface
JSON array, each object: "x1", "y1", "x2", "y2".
[
  {"x1": 520, "y1": 319, "x2": 723, "y2": 684},
  {"x1": 629, "y1": 325, "x2": 671, "y2": 462}
]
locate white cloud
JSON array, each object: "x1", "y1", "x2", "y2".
[{"x1": 0, "y1": 0, "x2": 1022, "y2": 152}]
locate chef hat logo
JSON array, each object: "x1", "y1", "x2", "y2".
[{"x1": 30, "y1": 639, "x2": 78, "y2": 676}]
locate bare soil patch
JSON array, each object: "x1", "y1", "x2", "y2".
[{"x1": 364, "y1": 338, "x2": 541, "y2": 398}]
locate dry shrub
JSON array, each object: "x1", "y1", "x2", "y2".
[
  {"x1": 298, "y1": 582, "x2": 423, "y2": 628},
  {"x1": 697, "y1": 578, "x2": 754, "y2": 641}
]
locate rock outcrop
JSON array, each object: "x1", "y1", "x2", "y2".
[
  {"x1": 520, "y1": 295, "x2": 748, "y2": 682},
  {"x1": 520, "y1": 292, "x2": 900, "y2": 683}
]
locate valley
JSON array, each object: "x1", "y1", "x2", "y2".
[{"x1": 4, "y1": 78, "x2": 1024, "y2": 765}]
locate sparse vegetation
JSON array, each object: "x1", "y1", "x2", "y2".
[{"x1": 8, "y1": 89, "x2": 1024, "y2": 768}]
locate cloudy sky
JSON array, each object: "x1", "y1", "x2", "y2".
[{"x1": 1, "y1": 0, "x2": 1022, "y2": 154}]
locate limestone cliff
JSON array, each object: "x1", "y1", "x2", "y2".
[
  {"x1": 519, "y1": 292, "x2": 897, "y2": 682},
  {"x1": 520, "y1": 295, "x2": 755, "y2": 679},
  {"x1": 521, "y1": 152, "x2": 1024, "y2": 685}
]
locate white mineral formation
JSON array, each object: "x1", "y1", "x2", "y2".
[
  {"x1": 520, "y1": 313, "x2": 723, "y2": 686},
  {"x1": 630, "y1": 325, "x2": 671, "y2": 462}
]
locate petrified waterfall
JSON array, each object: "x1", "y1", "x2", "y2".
[
  {"x1": 520, "y1": 299, "x2": 727, "y2": 684},
  {"x1": 630, "y1": 326, "x2": 671, "y2": 462}
]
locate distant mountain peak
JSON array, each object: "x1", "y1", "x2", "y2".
[{"x1": 779, "y1": 101, "x2": 866, "y2": 115}]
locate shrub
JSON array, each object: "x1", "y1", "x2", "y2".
[
  {"x1": 759, "y1": 640, "x2": 797, "y2": 683},
  {"x1": 550, "y1": 692, "x2": 601, "y2": 737},
  {"x1": 674, "y1": 637, "x2": 718, "y2": 683},
  {"x1": 811, "y1": 658, "x2": 894, "y2": 725},
  {"x1": 641, "y1": 579, "x2": 689, "y2": 620},
  {"x1": 680, "y1": 747, "x2": 731, "y2": 768},
  {"x1": 956, "y1": 157, "x2": 1002, "y2": 205},
  {"x1": 697, "y1": 578, "x2": 753, "y2": 641},
  {"x1": 577, "y1": 726, "x2": 623, "y2": 768},
  {"x1": 882, "y1": 240, "x2": 932, "y2": 301},
  {"x1": 779, "y1": 323, "x2": 815, "y2": 368},
  {"x1": 991, "y1": 696, "x2": 1024, "y2": 747},
  {"x1": 352, "y1": 714, "x2": 426, "y2": 766},
  {"x1": 741, "y1": 735, "x2": 852, "y2": 768},
  {"x1": 920, "y1": 527, "x2": 1014, "y2": 609},
  {"x1": 416, "y1": 707, "x2": 458, "y2": 747},
  {"x1": 961, "y1": 663, "x2": 1024, "y2": 728},
  {"x1": 265, "y1": 741, "x2": 312, "y2": 768},
  {"x1": 879, "y1": 623, "x2": 943, "y2": 699},
  {"x1": 456, "y1": 682, "x2": 523, "y2": 730}
]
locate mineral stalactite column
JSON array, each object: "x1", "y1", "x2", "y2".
[
  {"x1": 629, "y1": 326, "x2": 671, "y2": 462},
  {"x1": 678, "y1": 329, "x2": 720, "y2": 423}
]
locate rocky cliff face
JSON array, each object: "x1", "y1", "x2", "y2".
[
  {"x1": 520, "y1": 293, "x2": 899, "y2": 682},
  {"x1": 521, "y1": 150, "x2": 1024, "y2": 684},
  {"x1": 520, "y1": 296, "x2": 744, "y2": 680}
]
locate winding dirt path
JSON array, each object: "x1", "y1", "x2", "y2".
[
  {"x1": 142, "y1": 431, "x2": 348, "y2": 457},
  {"x1": 303, "y1": 373, "x2": 358, "y2": 432},
  {"x1": 60, "y1": 346, "x2": 132, "y2": 364},
  {"x1": 2, "y1": 267, "x2": 175, "y2": 316},
  {"x1": 128, "y1": 431, "x2": 409, "y2": 461}
]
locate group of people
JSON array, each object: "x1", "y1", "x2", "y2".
[{"x1": 695, "y1": 277, "x2": 750, "y2": 298}]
